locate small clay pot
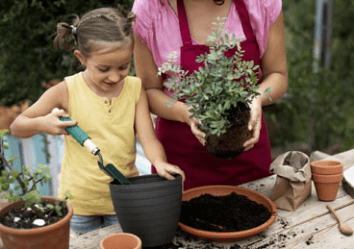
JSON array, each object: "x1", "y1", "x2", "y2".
[
  {"x1": 100, "y1": 233, "x2": 142, "y2": 249},
  {"x1": 310, "y1": 160, "x2": 343, "y2": 175},
  {"x1": 312, "y1": 173, "x2": 343, "y2": 201}
]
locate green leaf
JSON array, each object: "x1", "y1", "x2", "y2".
[{"x1": 46, "y1": 204, "x2": 54, "y2": 209}]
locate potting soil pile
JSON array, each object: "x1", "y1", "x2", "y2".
[{"x1": 180, "y1": 192, "x2": 272, "y2": 232}]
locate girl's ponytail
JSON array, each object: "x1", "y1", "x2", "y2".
[
  {"x1": 116, "y1": 5, "x2": 136, "y2": 37},
  {"x1": 54, "y1": 15, "x2": 80, "y2": 51},
  {"x1": 54, "y1": 6, "x2": 135, "y2": 57}
]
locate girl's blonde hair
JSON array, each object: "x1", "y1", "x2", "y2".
[{"x1": 54, "y1": 5, "x2": 136, "y2": 57}]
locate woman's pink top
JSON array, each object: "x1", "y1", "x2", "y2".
[{"x1": 133, "y1": 0, "x2": 282, "y2": 94}]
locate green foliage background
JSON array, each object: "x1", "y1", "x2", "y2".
[
  {"x1": 0, "y1": 0, "x2": 134, "y2": 106},
  {"x1": 264, "y1": 0, "x2": 354, "y2": 154},
  {"x1": 0, "y1": 0, "x2": 353, "y2": 155}
]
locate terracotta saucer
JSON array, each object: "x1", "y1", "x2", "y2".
[{"x1": 178, "y1": 185, "x2": 277, "y2": 242}]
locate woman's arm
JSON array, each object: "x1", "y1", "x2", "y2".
[
  {"x1": 133, "y1": 33, "x2": 206, "y2": 144},
  {"x1": 133, "y1": 33, "x2": 192, "y2": 125},
  {"x1": 134, "y1": 84, "x2": 185, "y2": 181},
  {"x1": 259, "y1": 10, "x2": 288, "y2": 106},
  {"x1": 10, "y1": 81, "x2": 77, "y2": 138},
  {"x1": 243, "y1": 10, "x2": 288, "y2": 150}
]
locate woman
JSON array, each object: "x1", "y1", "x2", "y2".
[{"x1": 132, "y1": 0, "x2": 288, "y2": 190}]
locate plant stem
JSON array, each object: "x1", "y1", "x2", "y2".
[{"x1": 0, "y1": 153, "x2": 27, "y2": 194}]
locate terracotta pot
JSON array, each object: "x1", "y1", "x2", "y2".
[
  {"x1": 0, "y1": 196, "x2": 73, "y2": 249},
  {"x1": 312, "y1": 173, "x2": 343, "y2": 201},
  {"x1": 109, "y1": 174, "x2": 182, "y2": 247},
  {"x1": 100, "y1": 233, "x2": 142, "y2": 249},
  {"x1": 310, "y1": 160, "x2": 343, "y2": 175}
]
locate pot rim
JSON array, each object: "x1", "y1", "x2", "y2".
[
  {"x1": 312, "y1": 173, "x2": 343, "y2": 183},
  {"x1": 109, "y1": 174, "x2": 182, "y2": 188},
  {"x1": 0, "y1": 196, "x2": 73, "y2": 235},
  {"x1": 100, "y1": 233, "x2": 142, "y2": 249},
  {"x1": 310, "y1": 160, "x2": 343, "y2": 174},
  {"x1": 311, "y1": 160, "x2": 343, "y2": 168}
]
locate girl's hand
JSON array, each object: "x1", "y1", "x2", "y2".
[
  {"x1": 42, "y1": 109, "x2": 77, "y2": 136},
  {"x1": 243, "y1": 96, "x2": 262, "y2": 151},
  {"x1": 154, "y1": 161, "x2": 186, "y2": 182}
]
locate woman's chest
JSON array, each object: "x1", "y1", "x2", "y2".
[{"x1": 168, "y1": 0, "x2": 233, "y2": 44}]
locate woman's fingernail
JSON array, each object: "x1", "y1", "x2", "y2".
[{"x1": 248, "y1": 124, "x2": 253, "y2": 130}]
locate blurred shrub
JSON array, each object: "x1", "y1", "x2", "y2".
[{"x1": 0, "y1": 0, "x2": 134, "y2": 106}]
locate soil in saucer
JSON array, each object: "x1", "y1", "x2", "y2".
[
  {"x1": 0, "y1": 200, "x2": 68, "y2": 229},
  {"x1": 180, "y1": 192, "x2": 272, "y2": 232}
]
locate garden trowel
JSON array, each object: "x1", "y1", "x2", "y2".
[{"x1": 52, "y1": 108, "x2": 131, "y2": 185}]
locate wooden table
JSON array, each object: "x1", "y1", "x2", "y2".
[{"x1": 69, "y1": 149, "x2": 354, "y2": 249}]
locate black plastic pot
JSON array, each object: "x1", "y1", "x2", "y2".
[{"x1": 109, "y1": 174, "x2": 183, "y2": 247}]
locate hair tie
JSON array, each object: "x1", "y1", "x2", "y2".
[{"x1": 70, "y1": 25, "x2": 77, "y2": 35}]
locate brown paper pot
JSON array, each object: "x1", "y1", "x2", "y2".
[
  {"x1": 312, "y1": 173, "x2": 343, "y2": 201},
  {"x1": 100, "y1": 233, "x2": 142, "y2": 249},
  {"x1": 310, "y1": 160, "x2": 343, "y2": 175}
]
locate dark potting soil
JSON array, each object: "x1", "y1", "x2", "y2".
[
  {"x1": 206, "y1": 103, "x2": 252, "y2": 159},
  {"x1": 0, "y1": 200, "x2": 68, "y2": 229},
  {"x1": 180, "y1": 192, "x2": 272, "y2": 232}
]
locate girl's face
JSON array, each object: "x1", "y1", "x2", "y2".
[{"x1": 75, "y1": 42, "x2": 133, "y2": 98}]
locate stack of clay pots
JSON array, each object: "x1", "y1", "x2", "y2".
[{"x1": 311, "y1": 160, "x2": 343, "y2": 201}]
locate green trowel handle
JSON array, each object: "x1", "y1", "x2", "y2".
[{"x1": 59, "y1": 117, "x2": 90, "y2": 146}]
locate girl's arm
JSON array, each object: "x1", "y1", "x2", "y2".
[
  {"x1": 133, "y1": 33, "x2": 206, "y2": 144},
  {"x1": 243, "y1": 11, "x2": 288, "y2": 150},
  {"x1": 134, "y1": 84, "x2": 185, "y2": 181},
  {"x1": 10, "y1": 81, "x2": 77, "y2": 138}
]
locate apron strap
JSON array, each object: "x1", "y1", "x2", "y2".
[
  {"x1": 234, "y1": 0, "x2": 257, "y2": 42},
  {"x1": 177, "y1": 0, "x2": 193, "y2": 45}
]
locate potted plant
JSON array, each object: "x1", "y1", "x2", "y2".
[
  {"x1": 159, "y1": 22, "x2": 271, "y2": 159},
  {"x1": 0, "y1": 129, "x2": 73, "y2": 249}
]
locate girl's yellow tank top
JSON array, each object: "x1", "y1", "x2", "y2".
[{"x1": 58, "y1": 72, "x2": 140, "y2": 215}]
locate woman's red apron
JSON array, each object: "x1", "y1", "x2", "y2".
[{"x1": 152, "y1": 0, "x2": 272, "y2": 190}]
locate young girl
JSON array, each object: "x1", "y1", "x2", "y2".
[{"x1": 10, "y1": 5, "x2": 185, "y2": 235}]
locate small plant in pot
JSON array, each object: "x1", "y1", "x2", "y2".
[
  {"x1": 0, "y1": 129, "x2": 74, "y2": 249},
  {"x1": 159, "y1": 23, "x2": 270, "y2": 159}
]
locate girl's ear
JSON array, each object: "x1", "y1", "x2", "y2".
[{"x1": 74, "y1": 50, "x2": 86, "y2": 66}]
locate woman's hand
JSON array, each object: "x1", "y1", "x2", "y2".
[
  {"x1": 154, "y1": 161, "x2": 186, "y2": 182},
  {"x1": 183, "y1": 105, "x2": 207, "y2": 146},
  {"x1": 243, "y1": 96, "x2": 262, "y2": 151},
  {"x1": 190, "y1": 118, "x2": 207, "y2": 146}
]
